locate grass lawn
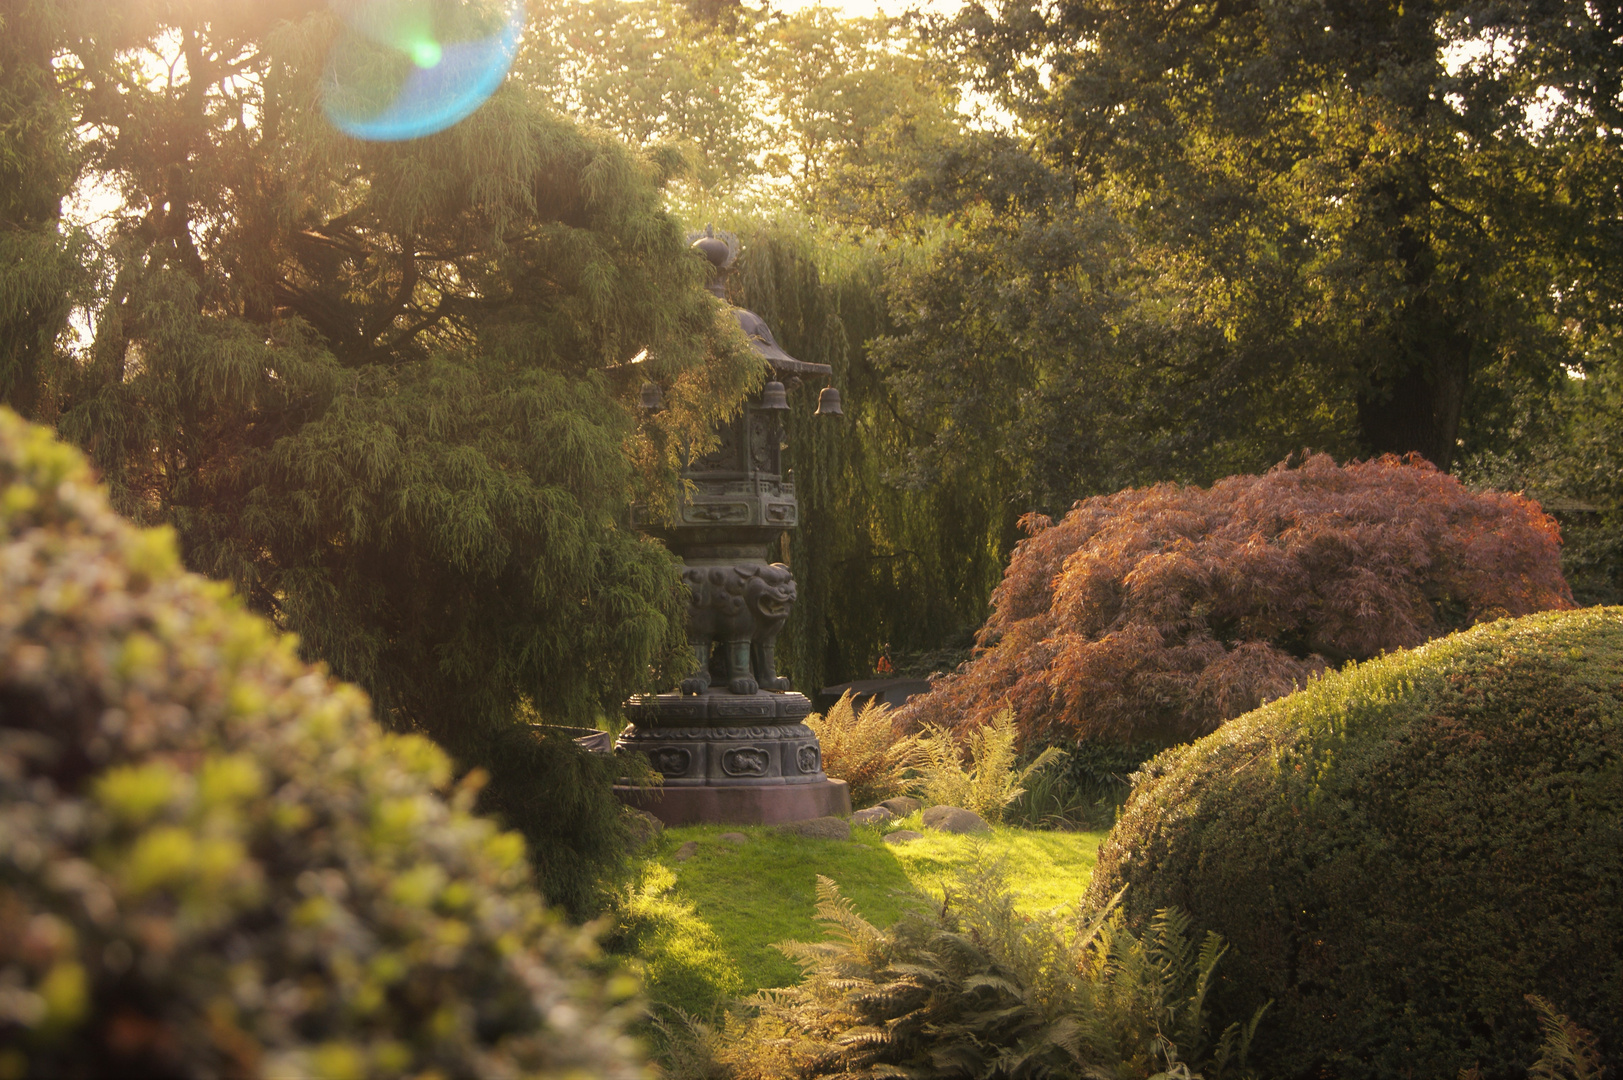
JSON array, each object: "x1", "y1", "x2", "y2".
[{"x1": 609, "y1": 813, "x2": 1108, "y2": 1018}]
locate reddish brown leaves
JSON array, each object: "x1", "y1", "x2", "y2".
[{"x1": 896, "y1": 454, "x2": 1574, "y2": 744}]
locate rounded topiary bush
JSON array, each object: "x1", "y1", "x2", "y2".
[
  {"x1": 1084, "y1": 606, "x2": 1623, "y2": 1079},
  {"x1": 0, "y1": 408, "x2": 644, "y2": 1078}
]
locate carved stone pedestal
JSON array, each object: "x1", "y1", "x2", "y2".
[
  {"x1": 613, "y1": 690, "x2": 851, "y2": 826},
  {"x1": 613, "y1": 230, "x2": 851, "y2": 827}
]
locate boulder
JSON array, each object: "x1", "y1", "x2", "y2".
[
  {"x1": 674, "y1": 840, "x2": 700, "y2": 861},
  {"x1": 922, "y1": 806, "x2": 991, "y2": 835},
  {"x1": 624, "y1": 807, "x2": 664, "y2": 852},
  {"x1": 851, "y1": 806, "x2": 896, "y2": 827},
  {"x1": 774, "y1": 816, "x2": 852, "y2": 841},
  {"x1": 878, "y1": 796, "x2": 922, "y2": 817},
  {"x1": 883, "y1": 830, "x2": 924, "y2": 845}
]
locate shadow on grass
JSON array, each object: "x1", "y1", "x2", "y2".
[{"x1": 607, "y1": 819, "x2": 1105, "y2": 1019}]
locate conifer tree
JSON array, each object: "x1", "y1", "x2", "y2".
[{"x1": 6, "y1": 0, "x2": 759, "y2": 909}]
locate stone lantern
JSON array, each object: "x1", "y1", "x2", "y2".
[{"x1": 614, "y1": 228, "x2": 850, "y2": 825}]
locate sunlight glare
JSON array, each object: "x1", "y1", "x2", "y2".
[{"x1": 323, "y1": 0, "x2": 524, "y2": 141}]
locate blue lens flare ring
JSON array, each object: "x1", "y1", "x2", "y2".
[{"x1": 322, "y1": 0, "x2": 525, "y2": 141}]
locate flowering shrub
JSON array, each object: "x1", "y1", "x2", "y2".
[
  {"x1": 0, "y1": 410, "x2": 645, "y2": 1079},
  {"x1": 897, "y1": 453, "x2": 1573, "y2": 745}
]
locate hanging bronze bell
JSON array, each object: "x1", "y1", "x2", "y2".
[
  {"x1": 639, "y1": 381, "x2": 664, "y2": 411},
  {"x1": 815, "y1": 385, "x2": 843, "y2": 416},
  {"x1": 761, "y1": 380, "x2": 790, "y2": 410}
]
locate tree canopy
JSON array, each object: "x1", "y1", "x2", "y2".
[
  {"x1": 0, "y1": 0, "x2": 761, "y2": 907},
  {"x1": 4, "y1": 0, "x2": 1617, "y2": 734},
  {"x1": 947, "y1": 0, "x2": 1623, "y2": 472}
]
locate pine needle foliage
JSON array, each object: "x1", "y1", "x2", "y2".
[
  {"x1": 916, "y1": 709, "x2": 1066, "y2": 823},
  {"x1": 898, "y1": 453, "x2": 1574, "y2": 747},
  {"x1": 672, "y1": 863, "x2": 1263, "y2": 1080},
  {"x1": 7, "y1": 0, "x2": 762, "y2": 910},
  {"x1": 805, "y1": 691, "x2": 922, "y2": 809}
]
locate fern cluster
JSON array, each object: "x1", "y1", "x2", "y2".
[
  {"x1": 661, "y1": 861, "x2": 1264, "y2": 1079},
  {"x1": 806, "y1": 693, "x2": 923, "y2": 808},
  {"x1": 1457, "y1": 996, "x2": 1609, "y2": 1080},
  {"x1": 916, "y1": 709, "x2": 1066, "y2": 823}
]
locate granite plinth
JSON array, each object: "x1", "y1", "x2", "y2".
[{"x1": 615, "y1": 778, "x2": 850, "y2": 827}]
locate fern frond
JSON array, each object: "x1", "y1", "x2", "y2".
[
  {"x1": 1527, "y1": 995, "x2": 1606, "y2": 1080},
  {"x1": 1173, "y1": 931, "x2": 1227, "y2": 1051},
  {"x1": 812, "y1": 874, "x2": 887, "y2": 953},
  {"x1": 961, "y1": 970, "x2": 1023, "y2": 990}
]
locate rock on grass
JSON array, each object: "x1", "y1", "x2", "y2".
[{"x1": 922, "y1": 806, "x2": 991, "y2": 834}]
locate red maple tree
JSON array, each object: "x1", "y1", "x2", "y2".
[{"x1": 896, "y1": 454, "x2": 1575, "y2": 745}]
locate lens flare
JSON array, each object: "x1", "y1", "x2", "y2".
[{"x1": 322, "y1": 0, "x2": 524, "y2": 141}]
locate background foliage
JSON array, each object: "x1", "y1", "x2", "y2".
[
  {"x1": 521, "y1": 0, "x2": 1623, "y2": 687},
  {"x1": 0, "y1": 0, "x2": 766, "y2": 910}
]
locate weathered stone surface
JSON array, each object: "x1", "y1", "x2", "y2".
[
  {"x1": 624, "y1": 808, "x2": 664, "y2": 852},
  {"x1": 774, "y1": 816, "x2": 851, "y2": 841},
  {"x1": 884, "y1": 830, "x2": 924, "y2": 845},
  {"x1": 922, "y1": 806, "x2": 991, "y2": 835},
  {"x1": 719, "y1": 832, "x2": 748, "y2": 844},
  {"x1": 674, "y1": 840, "x2": 700, "y2": 862},
  {"x1": 616, "y1": 777, "x2": 850, "y2": 827},
  {"x1": 851, "y1": 806, "x2": 896, "y2": 827},
  {"x1": 679, "y1": 563, "x2": 796, "y2": 695},
  {"x1": 878, "y1": 796, "x2": 922, "y2": 817}
]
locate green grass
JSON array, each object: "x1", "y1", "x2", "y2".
[{"x1": 607, "y1": 815, "x2": 1107, "y2": 1018}]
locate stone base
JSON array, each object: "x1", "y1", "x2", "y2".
[
  {"x1": 615, "y1": 778, "x2": 851, "y2": 827},
  {"x1": 624, "y1": 689, "x2": 813, "y2": 725}
]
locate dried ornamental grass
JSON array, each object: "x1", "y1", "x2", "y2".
[
  {"x1": 897, "y1": 453, "x2": 1574, "y2": 745},
  {"x1": 804, "y1": 692, "x2": 921, "y2": 809},
  {"x1": 0, "y1": 409, "x2": 646, "y2": 1079}
]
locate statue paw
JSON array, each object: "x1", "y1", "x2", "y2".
[
  {"x1": 729, "y1": 675, "x2": 759, "y2": 695},
  {"x1": 680, "y1": 674, "x2": 711, "y2": 695},
  {"x1": 763, "y1": 676, "x2": 792, "y2": 691}
]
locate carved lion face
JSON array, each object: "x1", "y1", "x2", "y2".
[{"x1": 744, "y1": 565, "x2": 796, "y2": 627}]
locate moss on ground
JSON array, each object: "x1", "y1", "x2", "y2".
[{"x1": 608, "y1": 819, "x2": 1105, "y2": 1018}]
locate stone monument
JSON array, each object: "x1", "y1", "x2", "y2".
[{"x1": 613, "y1": 228, "x2": 851, "y2": 826}]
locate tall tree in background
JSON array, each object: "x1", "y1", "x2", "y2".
[
  {"x1": 0, "y1": 0, "x2": 85, "y2": 422},
  {"x1": 521, "y1": 0, "x2": 765, "y2": 190},
  {"x1": 2, "y1": 0, "x2": 759, "y2": 910},
  {"x1": 522, "y1": 0, "x2": 967, "y2": 213},
  {"x1": 524, "y1": 1, "x2": 1011, "y2": 688},
  {"x1": 955, "y1": 0, "x2": 1623, "y2": 471}
]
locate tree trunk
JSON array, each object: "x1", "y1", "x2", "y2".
[
  {"x1": 1355, "y1": 215, "x2": 1472, "y2": 472},
  {"x1": 1355, "y1": 328, "x2": 1470, "y2": 472}
]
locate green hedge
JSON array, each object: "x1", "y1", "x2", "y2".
[
  {"x1": 0, "y1": 408, "x2": 645, "y2": 1077},
  {"x1": 1084, "y1": 607, "x2": 1623, "y2": 1078}
]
